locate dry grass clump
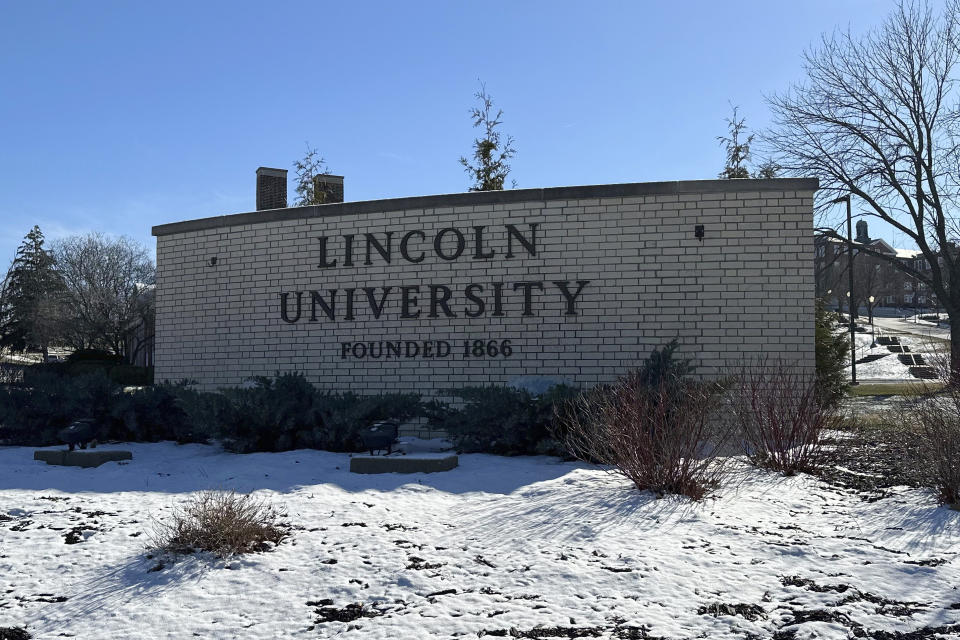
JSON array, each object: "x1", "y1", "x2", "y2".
[
  {"x1": 151, "y1": 490, "x2": 289, "y2": 557},
  {"x1": 731, "y1": 363, "x2": 835, "y2": 475}
]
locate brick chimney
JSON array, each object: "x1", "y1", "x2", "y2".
[
  {"x1": 313, "y1": 174, "x2": 345, "y2": 204},
  {"x1": 256, "y1": 167, "x2": 288, "y2": 210}
]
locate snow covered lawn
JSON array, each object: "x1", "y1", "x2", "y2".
[
  {"x1": 2, "y1": 442, "x2": 959, "y2": 639},
  {"x1": 846, "y1": 331, "x2": 945, "y2": 381}
]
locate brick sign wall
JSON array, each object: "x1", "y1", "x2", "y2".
[{"x1": 152, "y1": 178, "x2": 817, "y2": 392}]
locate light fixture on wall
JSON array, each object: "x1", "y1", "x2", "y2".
[
  {"x1": 694, "y1": 224, "x2": 704, "y2": 241},
  {"x1": 207, "y1": 256, "x2": 218, "y2": 267}
]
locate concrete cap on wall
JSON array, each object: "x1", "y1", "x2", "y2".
[{"x1": 153, "y1": 177, "x2": 819, "y2": 237}]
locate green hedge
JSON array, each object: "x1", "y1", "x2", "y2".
[
  {"x1": 0, "y1": 371, "x2": 421, "y2": 452},
  {"x1": 424, "y1": 384, "x2": 579, "y2": 456},
  {"x1": 24, "y1": 361, "x2": 154, "y2": 386}
]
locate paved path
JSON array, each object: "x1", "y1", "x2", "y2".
[{"x1": 870, "y1": 315, "x2": 950, "y2": 341}]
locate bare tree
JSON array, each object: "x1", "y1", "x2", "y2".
[
  {"x1": 293, "y1": 144, "x2": 335, "y2": 206},
  {"x1": 766, "y1": 0, "x2": 960, "y2": 378},
  {"x1": 52, "y1": 233, "x2": 155, "y2": 359}
]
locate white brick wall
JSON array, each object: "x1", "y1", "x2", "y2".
[{"x1": 153, "y1": 180, "x2": 816, "y2": 392}]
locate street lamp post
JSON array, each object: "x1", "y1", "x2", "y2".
[
  {"x1": 833, "y1": 194, "x2": 857, "y2": 385},
  {"x1": 869, "y1": 295, "x2": 876, "y2": 348}
]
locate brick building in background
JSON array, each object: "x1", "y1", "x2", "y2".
[{"x1": 814, "y1": 221, "x2": 937, "y2": 316}]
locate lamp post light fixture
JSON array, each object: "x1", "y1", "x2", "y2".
[{"x1": 869, "y1": 295, "x2": 876, "y2": 348}]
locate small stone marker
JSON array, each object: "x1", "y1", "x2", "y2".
[
  {"x1": 350, "y1": 454, "x2": 458, "y2": 474},
  {"x1": 34, "y1": 450, "x2": 132, "y2": 468}
]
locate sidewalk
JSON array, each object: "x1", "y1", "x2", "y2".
[{"x1": 869, "y1": 315, "x2": 950, "y2": 342}]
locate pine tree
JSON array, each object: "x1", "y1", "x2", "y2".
[
  {"x1": 460, "y1": 83, "x2": 517, "y2": 191},
  {"x1": 293, "y1": 144, "x2": 333, "y2": 205},
  {"x1": 718, "y1": 105, "x2": 779, "y2": 179},
  {"x1": 0, "y1": 226, "x2": 66, "y2": 358},
  {"x1": 717, "y1": 106, "x2": 753, "y2": 179}
]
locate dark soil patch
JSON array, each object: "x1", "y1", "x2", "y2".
[
  {"x1": 832, "y1": 589, "x2": 926, "y2": 616},
  {"x1": 0, "y1": 628, "x2": 30, "y2": 640},
  {"x1": 406, "y1": 556, "x2": 443, "y2": 570},
  {"x1": 817, "y1": 422, "x2": 928, "y2": 496},
  {"x1": 310, "y1": 601, "x2": 384, "y2": 624},
  {"x1": 479, "y1": 626, "x2": 663, "y2": 639},
  {"x1": 904, "y1": 558, "x2": 947, "y2": 567},
  {"x1": 478, "y1": 627, "x2": 605, "y2": 638},
  {"x1": 781, "y1": 608, "x2": 851, "y2": 626},
  {"x1": 851, "y1": 623, "x2": 960, "y2": 639},
  {"x1": 63, "y1": 528, "x2": 84, "y2": 544},
  {"x1": 697, "y1": 602, "x2": 767, "y2": 621},
  {"x1": 30, "y1": 594, "x2": 67, "y2": 603},
  {"x1": 780, "y1": 575, "x2": 850, "y2": 593}
]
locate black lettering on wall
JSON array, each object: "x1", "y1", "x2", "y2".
[
  {"x1": 310, "y1": 289, "x2": 337, "y2": 321},
  {"x1": 428, "y1": 285, "x2": 456, "y2": 318},
  {"x1": 506, "y1": 223, "x2": 537, "y2": 258},
  {"x1": 553, "y1": 280, "x2": 591, "y2": 315},
  {"x1": 513, "y1": 281, "x2": 544, "y2": 316},
  {"x1": 364, "y1": 232, "x2": 394, "y2": 265},
  {"x1": 400, "y1": 230, "x2": 426, "y2": 263},
  {"x1": 464, "y1": 284, "x2": 485, "y2": 318},
  {"x1": 472, "y1": 226, "x2": 495, "y2": 260},
  {"x1": 434, "y1": 228, "x2": 466, "y2": 261},
  {"x1": 280, "y1": 291, "x2": 303, "y2": 323},
  {"x1": 343, "y1": 234, "x2": 355, "y2": 267},
  {"x1": 401, "y1": 286, "x2": 421, "y2": 318},
  {"x1": 364, "y1": 286, "x2": 392, "y2": 319},
  {"x1": 317, "y1": 237, "x2": 336, "y2": 268},
  {"x1": 491, "y1": 282, "x2": 505, "y2": 317},
  {"x1": 344, "y1": 288, "x2": 356, "y2": 321}
]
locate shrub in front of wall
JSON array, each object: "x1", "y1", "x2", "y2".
[
  {"x1": 0, "y1": 370, "x2": 121, "y2": 446},
  {"x1": 425, "y1": 384, "x2": 579, "y2": 456},
  {"x1": 212, "y1": 373, "x2": 423, "y2": 453},
  {"x1": 731, "y1": 362, "x2": 834, "y2": 475},
  {"x1": 554, "y1": 341, "x2": 732, "y2": 500},
  {"x1": 815, "y1": 299, "x2": 849, "y2": 409},
  {"x1": 110, "y1": 382, "x2": 211, "y2": 444},
  {"x1": 216, "y1": 374, "x2": 325, "y2": 453},
  {"x1": 316, "y1": 390, "x2": 422, "y2": 451},
  {"x1": 557, "y1": 375, "x2": 728, "y2": 500}
]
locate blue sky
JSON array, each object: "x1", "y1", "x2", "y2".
[{"x1": 0, "y1": 0, "x2": 900, "y2": 265}]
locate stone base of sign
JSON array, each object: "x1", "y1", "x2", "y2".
[
  {"x1": 350, "y1": 454, "x2": 458, "y2": 474},
  {"x1": 34, "y1": 449, "x2": 132, "y2": 468}
]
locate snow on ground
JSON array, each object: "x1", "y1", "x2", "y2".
[
  {"x1": 845, "y1": 330, "x2": 945, "y2": 381},
  {"x1": 1, "y1": 442, "x2": 959, "y2": 639}
]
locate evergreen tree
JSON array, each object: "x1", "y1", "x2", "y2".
[
  {"x1": 293, "y1": 144, "x2": 333, "y2": 205},
  {"x1": 718, "y1": 106, "x2": 753, "y2": 179},
  {"x1": 0, "y1": 226, "x2": 66, "y2": 358},
  {"x1": 460, "y1": 83, "x2": 517, "y2": 191},
  {"x1": 717, "y1": 105, "x2": 779, "y2": 179}
]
